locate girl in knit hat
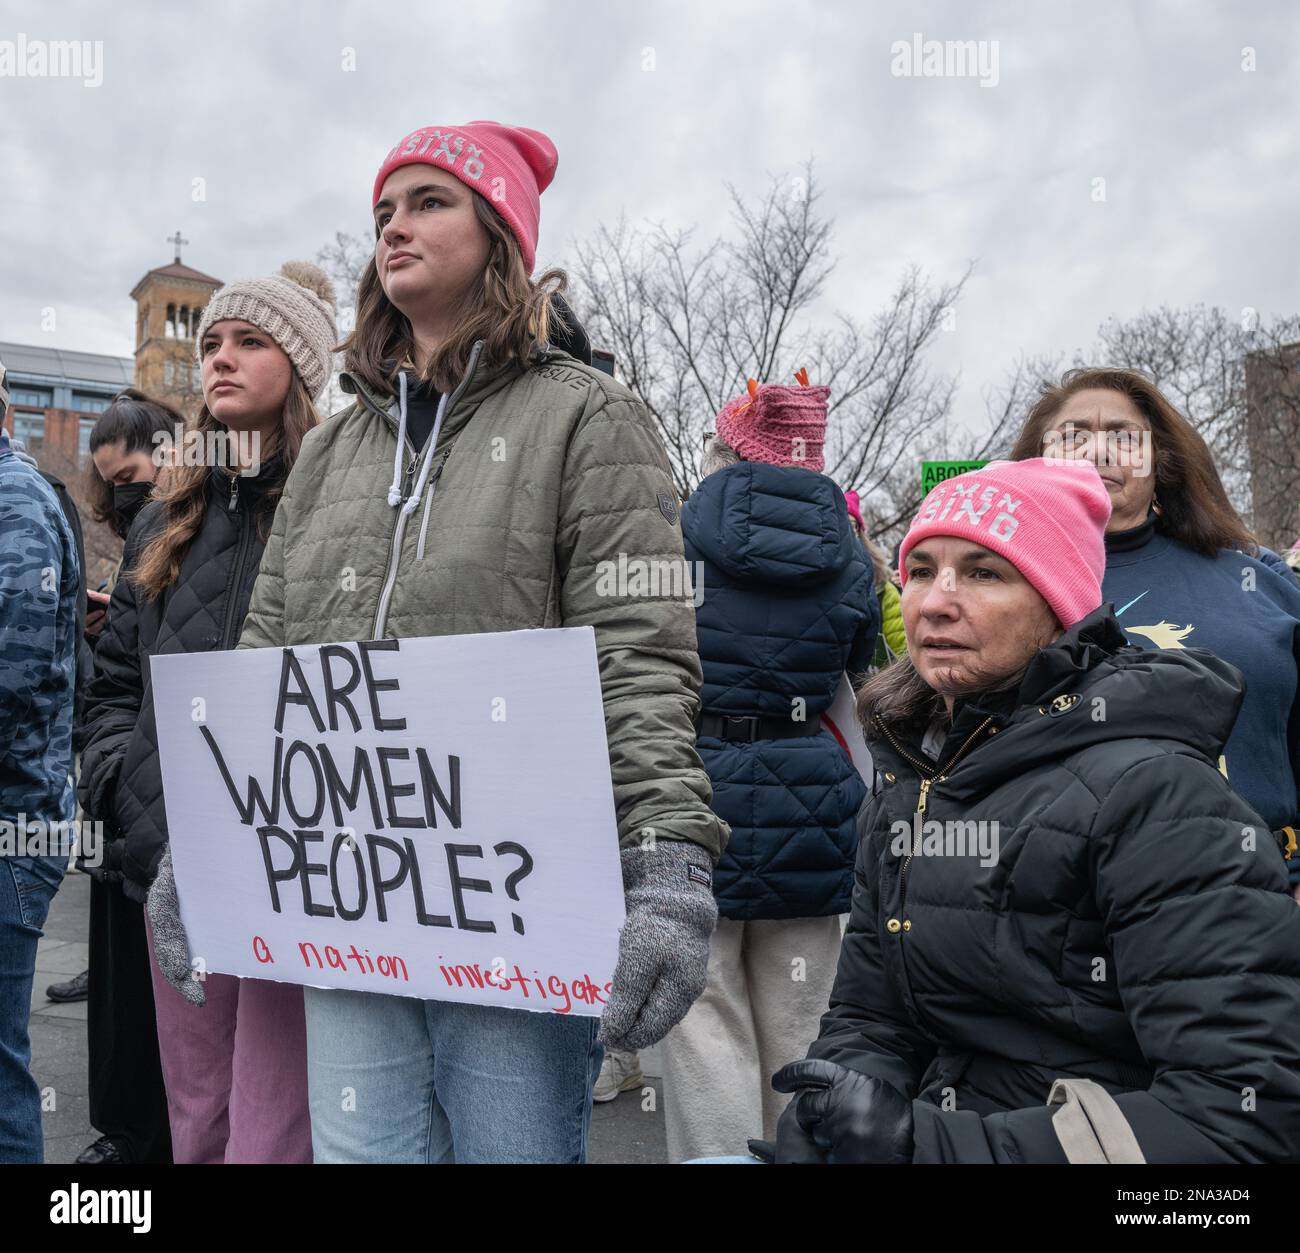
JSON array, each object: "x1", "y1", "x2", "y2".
[
  {"x1": 761, "y1": 457, "x2": 1300, "y2": 1165},
  {"x1": 78, "y1": 261, "x2": 337, "y2": 1163},
  {"x1": 659, "y1": 377, "x2": 880, "y2": 1162},
  {"x1": 234, "y1": 123, "x2": 727, "y2": 1163}
]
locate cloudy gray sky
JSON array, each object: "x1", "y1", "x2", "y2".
[{"x1": 2, "y1": 0, "x2": 1297, "y2": 430}]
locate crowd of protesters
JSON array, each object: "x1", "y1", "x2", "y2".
[{"x1": 2, "y1": 119, "x2": 1299, "y2": 1166}]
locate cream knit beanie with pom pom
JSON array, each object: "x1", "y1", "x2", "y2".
[{"x1": 195, "y1": 260, "x2": 338, "y2": 400}]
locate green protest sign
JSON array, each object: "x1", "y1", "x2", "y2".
[{"x1": 921, "y1": 460, "x2": 989, "y2": 494}]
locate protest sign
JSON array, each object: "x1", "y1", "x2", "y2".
[
  {"x1": 821, "y1": 674, "x2": 873, "y2": 787},
  {"x1": 150, "y1": 627, "x2": 625, "y2": 1017},
  {"x1": 921, "y1": 459, "x2": 989, "y2": 493}
]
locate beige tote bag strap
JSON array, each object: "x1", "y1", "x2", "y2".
[{"x1": 1047, "y1": 1078, "x2": 1147, "y2": 1164}]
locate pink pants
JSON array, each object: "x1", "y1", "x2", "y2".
[{"x1": 145, "y1": 918, "x2": 312, "y2": 1163}]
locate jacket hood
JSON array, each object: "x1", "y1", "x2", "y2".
[
  {"x1": 888, "y1": 606, "x2": 1247, "y2": 800},
  {"x1": 548, "y1": 293, "x2": 591, "y2": 365},
  {"x1": 339, "y1": 295, "x2": 593, "y2": 419},
  {"x1": 684, "y1": 461, "x2": 856, "y2": 586},
  {"x1": 338, "y1": 316, "x2": 598, "y2": 515}
]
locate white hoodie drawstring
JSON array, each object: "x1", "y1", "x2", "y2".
[
  {"x1": 386, "y1": 370, "x2": 409, "y2": 507},
  {"x1": 402, "y1": 390, "x2": 451, "y2": 518}
]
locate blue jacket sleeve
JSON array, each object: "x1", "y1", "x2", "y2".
[{"x1": 0, "y1": 488, "x2": 66, "y2": 746}]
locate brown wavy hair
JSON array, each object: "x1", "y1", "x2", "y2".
[
  {"x1": 1009, "y1": 367, "x2": 1255, "y2": 557},
  {"x1": 129, "y1": 376, "x2": 320, "y2": 600},
  {"x1": 342, "y1": 193, "x2": 567, "y2": 397}
]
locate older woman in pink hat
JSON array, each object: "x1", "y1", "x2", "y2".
[{"x1": 756, "y1": 456, "x2": 1300, "y2": 1164}]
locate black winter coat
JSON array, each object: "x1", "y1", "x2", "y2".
[
  {"x1": 809, "y1": 608, "x2": 1300, "y2": 1163},
  {"x1": 78, "y1": 461, "x2": 283, "y2": 903}
]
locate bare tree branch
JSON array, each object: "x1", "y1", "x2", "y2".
[{"x1": 568, "y1": 165, "x2": 1005, "y2": 510}]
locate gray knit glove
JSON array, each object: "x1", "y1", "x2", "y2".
[
  {"x1": 146, "y1": 846, "x2": 205, "y2": 1007},
  {"x1": 597, "y1": 839, "x2": 717, "y2": 1051}
]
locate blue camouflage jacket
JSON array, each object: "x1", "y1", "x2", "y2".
[{"x1": 0, "y1": 426, "x2": 79, "y2": 832}]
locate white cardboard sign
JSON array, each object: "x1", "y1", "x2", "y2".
[
  {"x1": 150, "y1": 627, "x2": 625, "y2": 1017},
  {"x1": 822, "y1": 673, "x2": 874, "y2": 786}
]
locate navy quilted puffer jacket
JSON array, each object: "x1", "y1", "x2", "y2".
[{"x1": 683, "y1": 461, "x2": 879, "y2": 920}]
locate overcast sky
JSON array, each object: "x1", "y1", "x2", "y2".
[{"x1": 2, "y1": 0, "x2": 1297, "y2": 430}]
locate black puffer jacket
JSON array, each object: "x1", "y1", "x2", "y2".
[
  {"x1": 809, "y1": 607, "x2": 1300, "y2": 1163},
  {"x1": 78, "y1": 460, "x2": 284, "y2": 903}
]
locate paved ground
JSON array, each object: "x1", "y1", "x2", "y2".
[{"x1": 31, "y1": 868, "x2": 666, "y2": 1164}]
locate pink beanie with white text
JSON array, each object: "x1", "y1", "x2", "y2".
[
  {"x1": 373, "y1": 121, "x2": 558, "y2": 273},
  {"x1": 897, "y1": 458, "x2": 1112, "y2": 629}
]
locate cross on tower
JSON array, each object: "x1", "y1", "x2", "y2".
[{"x1": 167, "y1": 230, "x2": 189, "y2": 263}]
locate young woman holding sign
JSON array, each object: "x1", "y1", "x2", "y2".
[
  {"x1": 234, "y1": 121, "x2": 728, "y2": 1163},
  {"x1": 77, "y1": 261, "x2": 338, "y2": 1163}
]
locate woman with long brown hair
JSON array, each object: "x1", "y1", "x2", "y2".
[
  {"x1": 1011, "y1": 368, "x2": 1300, "y2": 899},
  {"x1": 234, "y1": 121, "x2": 727, "y2": 1163},
  {"x1": 77, "y1": 261, "x2": 337, "y2": 1161}
]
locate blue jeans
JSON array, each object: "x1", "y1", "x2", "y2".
[
  {"x1": 0, "y1": 854, "x2": 66, "y2": 1163},
  {"x1": 303, "y1": 987, "x2": 603, "y2": 1163}
]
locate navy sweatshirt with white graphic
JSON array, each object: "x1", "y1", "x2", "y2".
[{"x1": 1103, "y1": 514, "x2": 1300, "y2": 881}]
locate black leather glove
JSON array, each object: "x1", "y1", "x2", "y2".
[
  {"x1": 772, "y1": 1059, "x2": 914, "y2": 1164},
  {"x1": 772, "y1": 1102, "x2": 829, "y2": 1163}
]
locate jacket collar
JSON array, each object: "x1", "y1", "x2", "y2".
[
  {"x1": 878, "y1": 603, "x2": 1243, "y2": 794},
  {"x1": 339, "y1": 342, "x2": 582, "y2": 426},
  {"x1": 918, "y1": 607, "x2": 1124, "y2": 744},
  {"x1": 208, "y1": 452, "x2": 286, "y2": 507},
  {"x1": 341, "y1": 350, "x2": 523, "y2": 421},
  {"x1": 1014, "y1": 605, "x2": 1128, "y2": 707}
]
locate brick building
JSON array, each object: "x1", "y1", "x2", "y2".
[
  {"x1": 0, "y1": 340, "x2": 134, "y2": 463},
  {"x1": 0, "y1": 248, "x2": 223, "y2": 583},
  {"x1": 129, "y1": 256, "x2": 222, "y2": 415}
]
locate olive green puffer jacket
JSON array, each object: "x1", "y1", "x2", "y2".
[{"x1": 237, "y1": 344, "x2": 728, "y2": 859}]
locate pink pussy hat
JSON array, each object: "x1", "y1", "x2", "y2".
[
  {"x1": 716, "y1": 371, "x2": 828, "y2": 472},
  {"x1": 373, "y1": 121, "x2": 558, "y2": 273},
  {"x1": 897, "y1": 457, "x2": 1112, "y2": 629}
]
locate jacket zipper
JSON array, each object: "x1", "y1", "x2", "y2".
[
  {"x1": 220, "y1": 481, "x2": 256, "y2": 649},
  {"x1": 368, "y1": 342, "x2": 484, "y2": 640},
  {"x1": 416, "y1": 447, "x2": 454, "y2": 562},
  {"x1": 882, "y1": 715, "x2": 994, "y2": 924}
]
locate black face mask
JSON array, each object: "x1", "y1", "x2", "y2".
[{"x1": 112, "y1": 481, "x2": 153, "y2": 539}]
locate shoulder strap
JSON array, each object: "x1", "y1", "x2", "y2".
[{"x1": 1048, "y1": 1078, "x2": 1146, "y2": 1164}]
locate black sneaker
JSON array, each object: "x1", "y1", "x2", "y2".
[
  {"x1": 46, "y1": 969, "x2": 90, "y2": 1002},
  {"x1": 75, "y1": 1136, "x2": 131, "y2": 1165}
]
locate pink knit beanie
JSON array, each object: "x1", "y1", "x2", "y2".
[
  {"x1": 898, "y1": 458, "x2": 1112, "y2": 629},
  {"x1": 844, "y1": 490, "x2": 864, "y2": 530},
  {"x1": 373, "y1": 121, "x2": 558, "y2": 273},
  {"x1": 716, "y1": 378, "x2": 828, "y2": 472}
]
